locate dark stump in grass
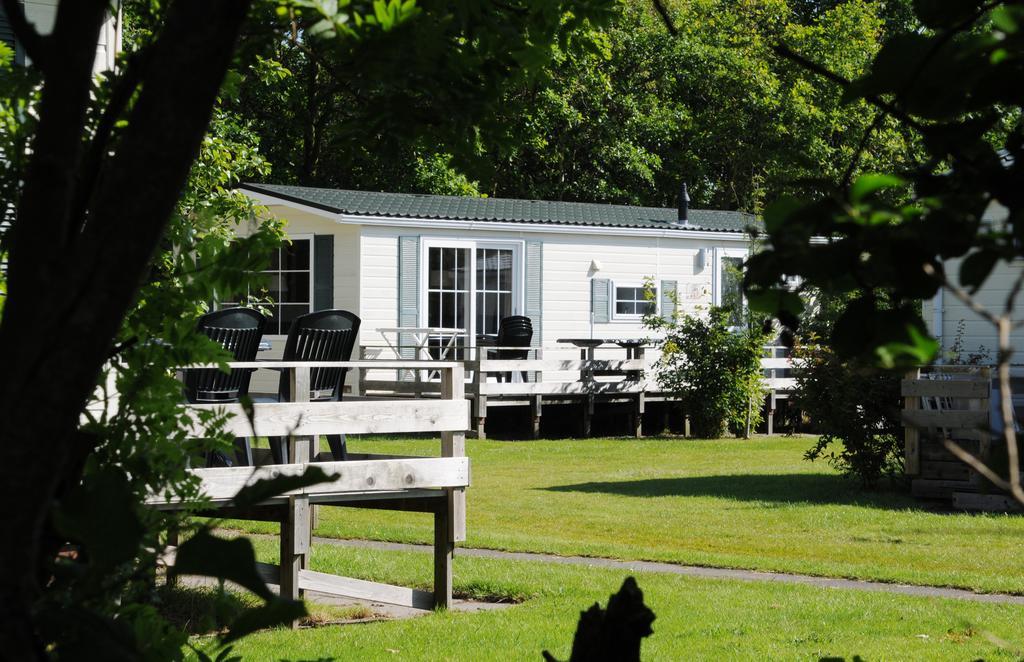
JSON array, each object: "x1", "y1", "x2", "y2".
[{"x1": 543, "y1": 577, "x2": 655, "y2": 662}]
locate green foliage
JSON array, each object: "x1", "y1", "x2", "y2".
[
  {"x1": 646, "y1": 305, "x2": 768, "y2": 438},
  {"x1": 230, "y1": 0, "x2": 617, "y2": 192},
  {"x1": 486, "y1": 0, "x2": 921, "y2": 210},
  {"x1": 794, "y1": 339, "x2": 903, "y2": 486},
  {"x1": 745, "y1": 1, "x2": 1024, "y2": 367},
  {"x1": 233, "y1": 0, "x2": 920, "y2": 209}
]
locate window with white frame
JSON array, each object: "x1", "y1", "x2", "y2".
[
  {"x1": 613, "y1": 284, "x2": 656, "y2": 319},
  {"x1": 222, "y1": 236, "x2": 313, "y2": 335}
]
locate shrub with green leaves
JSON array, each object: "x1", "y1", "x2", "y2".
[
  {"x1": 794, "y1": 339, "x2": 903, "y2": 486},
  {"x1": 646, "y1": 306, "x2": 768, "y2": 439}
]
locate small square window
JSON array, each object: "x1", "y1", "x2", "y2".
[{"x1": 613, "y1": 285, "x2": 656, "y2": 319}]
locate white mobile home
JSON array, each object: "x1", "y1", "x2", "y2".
[{"x1": 239, "y1": 183, "x2": 758, "y2": 365}]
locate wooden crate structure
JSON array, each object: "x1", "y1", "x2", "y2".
[
  {"x1": 902, "y1": 366, "x2": 991, "y2": 501},
  {"x1": 148, "y1": 360, "x2": 469, "y2": 617}
]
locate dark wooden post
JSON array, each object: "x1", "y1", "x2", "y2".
[
  {"x1": 531, "y1": 394, "x2": 543, "y2": 439},
  {"x1": 903, "y1": 368, "x2": 921, "y2": 476}
]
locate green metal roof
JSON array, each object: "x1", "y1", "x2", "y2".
[{"x1": 240, "y1": 183, "x2": 759, "y2": 234}]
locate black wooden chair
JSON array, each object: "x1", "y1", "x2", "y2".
[
  {"x1": 266, "y1": 310, "x2": 361, "y2": 464},
  {"x1": 183, "y1": 307, "x2": 267, "y2": 466},
  {"x1": 488, "y1": 315, "x2": 533, "y2": 382}
]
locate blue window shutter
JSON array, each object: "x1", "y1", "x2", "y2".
[
  {"x1": 592, "y1": 278, "x2": 611, "y2": 324},
  {"x1": 660, "y1": 280, "x2": 677, "y2": 322},
  {"x1": 525, "y1": 240, "x2": 543, "y2": 347},
  {"x1": 398, "y1": 236, "x2": 420, "y2": 359},
  {"x1": 0, "y1": 3, "x2": 24, "y2": 66},
  {"x1": 313, "y1": 234, "x2": 334, "y2": 311}
]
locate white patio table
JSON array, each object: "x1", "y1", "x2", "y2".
[{"x1": 375, "y1": 326, "x2": 465, "y2": 381}]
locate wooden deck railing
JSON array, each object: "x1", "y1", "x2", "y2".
[{"x1": 355, "y1": 344, "x2": 798, "y2": 438}]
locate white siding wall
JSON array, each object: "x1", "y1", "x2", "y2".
[
  {"x1": 925, "y1": 256, "x2": 1024, "y2": 363},
  {"x1": 924, "y1": 203, "x2": 1024, "y2": 363},
  {"x1": 358, "y1": 223, "x2": 748, "y2": 363},
  {"x1": 360, "y1": 226, "x2": 401, "y2": 343}
]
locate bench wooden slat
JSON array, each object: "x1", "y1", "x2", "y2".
[
  {"x1": 298, "y1": 568, "x2": 435, "y2": 609},
  {"x1": 901, "y1": 410, "x2": 988, "y2": 429},
  {"x1": 145, "y1": 457, "x2": 469, "y2": 505},
  {"x1": 185, "y1": 399, "x2": 468, "y2": 436}
]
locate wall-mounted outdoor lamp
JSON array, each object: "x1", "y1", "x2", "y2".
[{"x1": 695, "y1": 248, "x2": 707, "y2": 272}]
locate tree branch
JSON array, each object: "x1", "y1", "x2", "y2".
[
  {"x1": 1004, "y1": 266, "x2": 1024, "y2": 317},
  {"x1": 71, "y1": 46, "x2": 154, "y2": 233},
  {"x1": 841, "y1": 109, "x2": 887, "y2": 189},
  {"x1": 995, "y1": 316, "x2": 1024, "y2": 503},
  {"x1": 650, "y1": 0, "x2": 678, "y2": 36},
  {"x1": 4, "y1": 0, "x2": 109, "y2": 328},
  {"x1": 922, "y1": 262, "x2": 1000, "y2": 325},
  {"x1": 772, "y1": 44, "x2": 927, "y2": 134},
  {"x1": 943, "y1": 438, "x2": 1011, "y2": 491}
]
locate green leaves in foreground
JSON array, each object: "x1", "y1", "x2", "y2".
[
  {"x1": 175, "y1": 531, "x2": 277, "y2": 601},
  {"x1": 175, "y1": 532, "x2": 305, "y2": 646},
  {"x1": 748, "y1": 0, "x2": 1024, "y2": 369},
  {"x1": 745, "y1": 172, "x2": 945, "y2": 368},
  {"x1": 176, "y1": 465, "x2": 335, "y2": 646},
  {"x1": 232, "y1": 464, "x2": 334, "y2": 509}
]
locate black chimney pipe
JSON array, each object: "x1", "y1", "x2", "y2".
[{"x1": 678, "y1": 182, "x2": 690, "y2": 223}]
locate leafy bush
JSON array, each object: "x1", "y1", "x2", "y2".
[
  {"x1": 794, "y1": 339, "x2": 903, "y2": 486},
  {"x1": 647, "y1": 306, "x2": 767, "y2": 439}
]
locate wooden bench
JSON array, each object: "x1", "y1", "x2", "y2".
[{"x1": 148, "y1": 360, "x2": 469, "y2": 617}]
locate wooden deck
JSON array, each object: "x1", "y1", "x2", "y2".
[{"x1": 149, "y1": 361, "x2": 469, "y2": 619}]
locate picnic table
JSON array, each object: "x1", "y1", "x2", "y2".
[{"x1": 556, "y1": 338, "x2": 649, "y2": 360}]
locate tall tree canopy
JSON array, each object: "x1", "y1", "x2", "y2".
[{"x1": 236, "y1": 0, "x2": 921, "y2": 212}]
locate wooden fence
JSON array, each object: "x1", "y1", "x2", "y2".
[{"x1": 148, "y1": 360, "x2": 470, "y2": 619}]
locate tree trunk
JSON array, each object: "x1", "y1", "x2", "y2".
[{"x1": 0, "y1": 1, "x2": 252, "y2": 656}]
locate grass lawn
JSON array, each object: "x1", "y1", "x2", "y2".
[
  {"x1": 216, "y1": 538, "x2": 1024, "y2": 661},
  {"x1": 227, "y1": 435, "x2": 1024, "y2": 594}
]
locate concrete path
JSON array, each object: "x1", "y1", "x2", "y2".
[{"x1": 315, "y1": 536, "x2": 1024, "y2": 606}]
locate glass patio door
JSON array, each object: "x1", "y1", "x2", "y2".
[
  {"x1": 424, "y1": 242, "x2": 520, "y2": 358},
  {"x1": 426, "y1": 246, "x2": 470, "y2": 358},
  {"x1": 475, "y1": 248, "x2": 514, "y2": 336}
]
